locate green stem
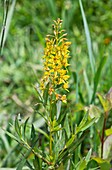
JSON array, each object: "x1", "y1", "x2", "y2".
[
  {"x1": 49, "y1": 97, "x2": 53, "y2": 160},
  {"x1": 49, "y1": 128, "x2": 53, "y2": 157}
]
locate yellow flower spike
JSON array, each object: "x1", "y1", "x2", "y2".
[{"x1": 40, "y1": 18, "x2": 71, "y2": 103}]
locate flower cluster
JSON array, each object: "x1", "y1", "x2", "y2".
[{"x1": 40, "y1": 18, "x2": 71, "y2": 103}]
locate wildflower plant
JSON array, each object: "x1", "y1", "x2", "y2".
[{"x1": 5, "y1": 19, "x2": 99, "y2": 170}]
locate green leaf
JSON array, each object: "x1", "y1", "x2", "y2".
[
  {"x1": 76, "y1": 114, "x2": 96, "y2": 134},
  {"x1": 92, "y1": 158, "x2": 111, "y2": 170},
  {"x1": 16, "y1": 159, "x2": 26, "y2": 170},
  {"x1": 68, "y1": 133, "x2": 87, "y2": 153},
  {"x1": 64, "y1": 114, "x2": 71, "y2": 138},
  {"x1": 86, "y1": 159, "x2": 99, "y2": 169},
  {"x1": 106, "y1": 87, "x2": 112, "y2": 105},
  {"x1": 85, "y1": 148, "x2": 92, "y2": 163},
  {"x1": 100, "y1": 162, "x2": 111, "y2": 170},
  {"x1": 79, "y1": 118, "x2": 96, "y2": 132},
  {"x1": 15, "y1": 115, "x2": 22, "y2": 138},
  {"x1": 57, "y1": 110, "x2": 66, "y2": 124},
  {"x1": 74, "y1": 103, "x2": 84, "y2": 112},
  {"x1": 75, "y1": 114, "x2": 88, "y2": 134},
  {"x1": 33, "y1": 156, "x2": 42, "y2": 170},
  {"x1": 5, "y1": 130, "x2": 20, "y2": 142},
  {"x1": 34, "y1": 85, "x2": 43, "y2": 103},
  {"x1": 30, "y1": 124, "x2": 38, "y2": 147},
  {"x1": 57, "y1": 163, "x2": 64, "y2": 170},
  {"x1": 54, "y1": 132, "x2": 65, "y2": 160},
  {"x1": 43, "y1": 0, "x2": 57, "y2": 17},
  {"x1": 26, "y1": 160, "x2": 34, "y2": 170},
  {"x1": 36, "y1": 128, "x2": 49, "y2": 140},
  {"x1": 17, "y1": 148, "x2": 34, "y2": 170},
  {"x1": 76, "y1": 159, "x2": 87, "y2": 170},
  {"x1": 51, "y1": 101, "x2": 57, "y2": 120},
  {"x1": 23, "y1": 117, "x2": 30, "y2": 140},
  {"x1": 105, "y1": 128, "x2": 112, "y2": 136},
  {"x1": 95, "y1": 116, "x2": 104, "y2": 131},
  {"x1": 72, "y1": 71, "x2": 79, "y2": 102},
  {"x1": 31, "y1": 124, "x2": 36, "y2": 140},
  {"x1": 56, "y1": 100, "x2": 62, "y2": 119},
  {"x1": 92, "y1": 157, "x2": 108, "y2": 164},
  {"x1": 97, "y1": 93, "x2": 111, "y2": 112},
  {"x1": 43, "y1": 83, "x2": 49, "y2": 105},
  {"x1": 65, "y1": 135, "x2": 76, "y2": 148},
  {"x1": 88, "y1": 105, "x2": 102, "y2": 122},
  {"x1": 74, "y1": 149, "x2": 92, "y2": 169},
  {"x1": 0, "y1": 132, "x2": 10, "y2": 152},
  {"x1": 51, "y1": 126, "x2": 62, "y2": 133},
  {"x1": 58, "y1": 133, "x2": 86, "y2": 164}
]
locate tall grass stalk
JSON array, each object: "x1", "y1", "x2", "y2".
[
  {"x1": 79, "y1": 0, "x2": 95, "y2": 75},
  {"x1": 0, "y1": 0, "x2": 16, "y2": 55}
]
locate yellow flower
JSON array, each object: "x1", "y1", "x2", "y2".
[
  {"x1": 56, "y1": 93, "x2": 61, "y2": 100},
  {"x1": 63, "y1": 82, "x2": 69, "y2": 90},
  {"x1": 40, "y1": 18, "x2": 71, "y2": 103},
  {"x1": 55, "y1": 94, "x2": 67, "y2": 103},
  {"x1": 49, "y1": 87, "x2": 54, "y2": 95},
  {"x1": 40, "y1": 81, "x2": 45, "y2": 90},
  {"x1": 61, "y1": 95, "x2": 67, "y2": 103}
]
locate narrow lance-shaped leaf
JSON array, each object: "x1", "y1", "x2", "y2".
[
  {"x1": 75, "y1": 113, "x2": 88, "y2": 134},
  {"x1": 33, "y1": 155, "x2": 42, "y2": 170},
  {"x1": 43, "y1": 83, "x2": 49, "y2": 105},
  {"x1": 16, "y1": 148, "x2": 32, "y2": 170},
  {"x1": 31, "y1": 124, "x2": 36, "y2": 144},
  {"x1": 15, "y1": 115, "x2": 22, "y2": 138},
  {"x1": 57, "y1": 133, "x2": 87, "y2": 164},
  {"x1": 78, "y1": 118, "x2": 96, "y2": 132},
  {"x1": 72, "y1": 71, "x2": 79, "y2": 102},
  {"x1": 23, "y1": 117, "x2": 29, "y2": 140},
  {"x1": 5, "y1": 130, "x2": 20, "y2": 143},
  {"x1": 16, "y1": 159, "x2": 26, "y2": 170},
  {"x1": 64, "y1": 114, "x2": 71, "y2": 138},
  {"x1": 76, "y1": 158, "x2": 86, "y2": 170},
  {"x1": 85, "y1": 148, "x2": 92, "y2": 163}
]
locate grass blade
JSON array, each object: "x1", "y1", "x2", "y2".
[
  {"x1": 91, "y1": 56, "x2": 107, "y2": 103},
  {"x1": 79, "y1": 0, "x2": 95, "y2": 74},
  {"x1": 43, "y1": 0, "x2": 57, "y2": 18},
  {"x1": 83, "y1": 70, "x2": 92, "y2": 103},
  {"x1": 0, "y1": 0, "x2": 16, "y2": 55}
]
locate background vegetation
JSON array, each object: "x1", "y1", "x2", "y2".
[{"x1": 0, "y1": 0, "x2": 112, "y2": 169}]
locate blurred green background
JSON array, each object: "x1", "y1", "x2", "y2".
[{"x1": 0, "y1": 0, "x2": 112, "y2": 168}]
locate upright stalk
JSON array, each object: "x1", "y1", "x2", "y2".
[{"x1": 49, "y1": 121, "x2": 53, "y2": 158}]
